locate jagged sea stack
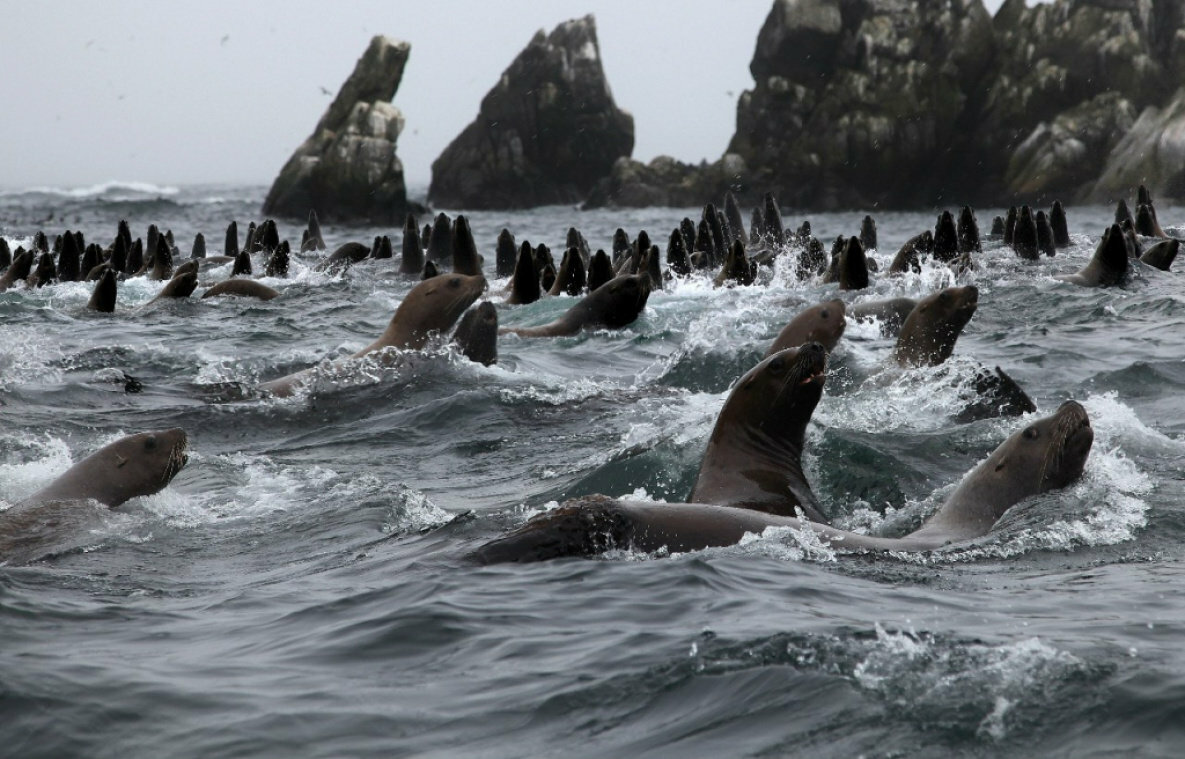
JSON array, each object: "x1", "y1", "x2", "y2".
[
  {"x1": 428, "y1": 15, "x2": 634, "y2": 209},
  {"x1": 263, "y1": 36, "x2": 419, "y2": 223}
]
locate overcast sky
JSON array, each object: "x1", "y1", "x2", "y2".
[{"x1": 0, "y1": 1, "x2": 1008, "y2": 190}]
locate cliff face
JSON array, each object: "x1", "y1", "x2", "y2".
[
  {"x1": 724, "y1": 0, "x2": 1185, "y2": 208},
  {"x1": 428, "y1": 15, "x2": 634, "y2": 210},
  {"x1": 263, "y1": 36, "x2": 418, "y2": 223}
]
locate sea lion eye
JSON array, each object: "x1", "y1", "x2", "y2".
[
  {"x1": 1023, "y1": 427, "x2": 1039, "y2": 440},
  {"x1": 768, "y1": 356, "x2": 786, "y2": 374},
  {"x1": 820, "y1": 308, "x2": 830, "y2": 318},
  {"x1": 144, "y1": 435, "x2": 157, "y2": 450},
  {"x1": 449, "y1": 278, "x2": 461, "y2": 288}
]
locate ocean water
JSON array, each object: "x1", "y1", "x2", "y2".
[{"x1": 1, "y1": 182, "x2": 1183, "y2": 757}]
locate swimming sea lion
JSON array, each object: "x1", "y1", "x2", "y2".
[
  {"x1": 146, "y1": 268, "x2": 199, "y2": 304},
  {"x1": 611, "y1": 228, "x2": 631, "y2": 266},
  {"x1": 28, "y1": 252, "x2": 57, "y2": 287},
  {"x1": 231, "y1": 250, "x2": 252, "y2": 277},
  {"x1": 202, "y1": 279, "x2": 280, "y2": 300},
  {"x1": 0, "y1": 238, "x2": 10, "y2": 270},
  {"x1": 1004, "y1": 206, "x2": 1017, "y2": 246},
  {"x1": 894, "y1": 285, "x2": 979, "y2": 367},
  {"x1": 80, "y1": 244, "x2": 100, "y2": 279},
  {"x1": 401, "y1": 215, "x2": 424, "y2": 276},
  {"x1": 989, "y1": 216, "x2": 1005, "y2": 239},
  {"x1": 12, "y1": 428, "x2": 188, "y2": 509},
  {"x1": 860, "y1": 215, "x2": 877, "y2": 250},
  {"x1": 224, "y1": 221, "x2": 239, "y2": 257},
  {"x1": 1140, "y1": 238, "x2": 1178, "y2": 271},
  {"x1": 825, "y1": 236, "x2": 869, "y2": 290},
  {"x1": 306, "y1": 209, "x2": 326, "y2": 251},
  {"x1": 58, "y1": 230, "x2": 81, "y2": 282},
  {"x1": 1121, "y1": 219, "x2": 1142, "y2": 258},
  {"x1": 724, "y1": 191, "x2": 748, "y2": 246},
  {"x1": 451, "y1": 215, "x2": 483, "y2": 276},
  {"x1": 452, "y1": 301, "x2": 498, "y2": 366},
  {"x1": 259, "y1": 274, "x2": 487, "y2": 397},
  {"x1": 713, "y1": 240, "x2": 755, "y2": 287},
  {"x1": 641, "y1": 245, "x2": 663, "y2": 291},
  {"x1": 888, "y1": 231, "x2": 931, "y2": 275},
  {"x1": 933, "y1": 211, "x2": 959, "y2": 262},
  {"x1": 957, "y1": 206, "x2": 980, "y2": 254},
  {"x1": 680, "y1": 218, "x2": 697, "y2": 255},
  {"x1": 1012, "y1": 206, "x2": 1039, "y2": 260},
  {"x1": 849, "y1": 297, "x2": 918, "y2": 336},
  {"x1": 0, "y1": 249, "x2": 34, "y2": 292},
  {"x1": 548, "y1": 247, "x2": 587, "y2": 296},
  {"x1": 191, "y1": 233, "x2": 207, "y2": 259},
  {"x1": 87, "y1": 268, "x2": 118, "y2": 312},
  {"x1": 150, "y1": 236, "x2": 174, "y2": 280},
  {"x1": 955, "y1": 365, "x2": 1037, "y2": 423},
  {"x1": 471, "y1": 401, "x2": 1092, "y2": 563},
  {"x1": 762, "y1": 192, "x2": 784, "y2": 243},
  {"x1": 422, "y1": 261, "x2": 439, "y2": 280},
  {"x1": 427, "y1": 212, "x2": 452, "y2": 264},
  {"x1": 1115, "y1": 199, "x2": 1134, "y2": 227},
  {"x1": 667, "y1": 229, "x2": 691, "y2": 277},
  {"x1": 506, "y1": 242, "x2": 541, "y2": 305},
  {"x1": 265, "y1": 242, "x2": 289, "y2": 278},
  {"x1": 1036, "y1": 210, "x2": 1056, "y2": 256},
  {"x1": 690, "y1": 344, "x2": 830, "y2": 522},
  {"x1": 127, "y1": 239, "x2": 144, "y2": 274},
  {"x1": 796, "y1": 237, "x2": 827, "y2": 280},
  {"x1": 502, "y1": 273, "x2": 651, "y2": 338},
  {"x1": 767, "y1": 300, "x2": 846, "y2": 355},
  {"x1": 1136, "y1": 203, "x2": 1167, "y2": 238},
  {"x1": 587, "y1": 250, "x2": 613, "y2": 293},
  {"x1": 1050, "y1": 201, "x2": 1070, "y2": 248},
  {"x1": 1057, "y1": 224, "x2": 1129, "y2": 287},
  {"x1": 495, "y1": 229, "x2": 517, "y2": 278}
]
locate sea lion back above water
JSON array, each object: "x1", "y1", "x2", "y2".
[{"x1": 502, "y1": 273, "x2": 651, "y2": 338}]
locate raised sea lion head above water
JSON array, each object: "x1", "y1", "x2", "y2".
[
  {"x1": 766, "y1": 300, "x2": 846, "y2": 355},
  {"x1": 691, "y1": 342, "x2": 830, "y2": 522},
  {"x1": 355, "y1": 273, "x2": 487, "y2": 356},
  {"x1": 19, "y1": 429, "x2": 189, "y2": 508},
  {"x1": 1058, "y1": 224, "x2": 1129, "y2": 287},
  {"x1": 894, "y1": 285, "x2": 978, "y2": 367}
]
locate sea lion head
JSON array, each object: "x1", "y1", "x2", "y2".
[
  {"x1": 734, "y1": 342, "x2": 828, "y2": 434},
  {"x1": 402, "y1": 273, "x2": 487, "y2": 342},
  {"x1": 88, "y1": 428, "x2": 189, "y2": 507},
  {"x1": 978, "y1": 401, "x2": 1093, "y2": 521},
  {"x1": 895, "y1": 285, "x2": 978, "y2": 367}
]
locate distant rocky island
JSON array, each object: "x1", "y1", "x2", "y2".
[{"x1": 264, "y1": 0, "x2": 1185, "y2": 216}]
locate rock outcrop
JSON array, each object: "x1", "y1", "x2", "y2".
[
  {"x1": 263, "y1": 36, "x2": 420, "y2": 223},
  {"x1": 429, "y1": 15, "x2": 634, "y2": 209},
  {"x1": 724, "y1": 0, "x2": 1185, "y2": 209},
  {"x1": 583, "y1": 154, "x2": 750, "y2": 208},
  {"x1": 1089, "y1": 87, "x2": 1185, "y2": 200}
]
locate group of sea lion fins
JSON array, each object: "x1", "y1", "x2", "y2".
[{"x1": 5, "y1": 182, "x2": 1176, "y2": 564}]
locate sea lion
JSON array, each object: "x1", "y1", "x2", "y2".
[
  {"x1": 1136, "y1": 203, "x2": 1167, "y2": 238},
  {"x1": 401, "y1": 215, "x2": 425, "y2": 276},
  {"x1": 587, "y1": 250, "x2": 613, "y2": 293},
  {"x1": 796, "y1": 237, "x2": 827, "y2": 280},
  {"x1": 1140, "y1": 238, "x2": 1178, "y2": 271},
  {"x1": 957, "y1": 206, "x2": 980, "y2": 254},
  {"x1": 894, "y1": 285, "x2": 979, "y2": 367},
  {"x1": 666, "y1": 229, "x2": 691, "y2": 276},
  {"x1": 690, "y1": 344, "x2": 830, "y2": 522},
  {"x1": 452, "y1": 301, "x2": 498, "y2": 366},
  {"x1": 680, "y1": 218, "x2": 697, "y2": 255},
  {"x1": 704, "y1": 206, "x2": 726, "y2": 264},
  {"x1": 1036, "y1": 210, "x2": 1056, "y2": 256},
  {"x1": 451, "y1": 215, "x2": 483, "y2": 276},
  {"x1": 713, "y1": 240, "x2": 755, "y2": 287},
  {"x1": 860, "y1": 215, "x2": 878, "y2": 250},
  {"x1": 1121, "y1": 219, "x2": 1142, "y2": 258},
  {"x1": 11, "y1": 428, "x2": 188, "y2": 510},
  {"x1": 259, "y1": 273, "x2": 487, "y2": 398},
  {"x1": 762, "y1": 192, "x2": 784, "y2": 243},
  {"x1": 0, "y1": 238, "x2": 10, "y2": 270},
  {"x1": 224, "y1": 221, "x2": 240, "y2": 257},
  {"x1": 826, "y1": 236, "x2": 869, "y2": 290},
  {"x1": 191, "y1": 232, "x2": 207, "y2": 259},
  {"x1": 502, "y1": 273, "x2": 651, "y2": 338},
  {"x1": 231, "y1": 250, "x2": 252, "y2": 277},
  {"x1": 58, "y1": 230, "x2": 81, "y2": 282},
  {"x1": 849, "y1": 297, "x2": 918, "y2": 336},
  {"x1": 724, "y1": 192, "x2": 748, "y2": 246},
  {"x1": 28, "y1": 252, "x2": 57, "y2": 287},
  {"x1": 766, "y1": 300, "x2": 846, "y2": 355},
  {"x1": 495, "y1": 229, "x2": 517, "y2": 278},
  {"x1": 989, "y1": 216, "x2": 1005, "y2": 239},
  {"x1": 692, "y1": 218, "x2": 714, "y2": 268},
  {"x1": 117, "y1": 219, "x2": 132, "y2": 252},
  {"x1": 1057, "y1": 224, "x2": 1129, "y2": 287},
  {"x1": 1004, "y1": 206, "x2": 1017, "y2": 246},
  {"x1": 150, "y1": 236, "x2": 174, "y2": 280},
  {"x1": 371, "y1": 235, "x2": 393, "y2": 260},
  {"x1": 146, "y1": 268, "x2": 199, "y2": 304},
  {"x1": 319, "y1": 242, "x2": 369, "y2": 272},
  {"x1": 534, "y1": 244, "x2": 556, "y2": 282},
  {"x1": 80, "y1": 244, "x2": 100, "y2": 279},
  {"x1": 265, "y1": 242, "x2": 289, "y2": 278},
  {"x1": 955, "y1": 366, "x2": 1037, "y2": 423},
  {"x1": 1050, "y1": 201, "x2": 1071, "y2": 248},
  {"x1": 0, "y1": 249, "x2": 34, "y2": 292},
  {"x1": 306, "y1": 209, "x2": 326, "y2": 251},
  {"x1": 173, "y1": 259, "x2": 199, "y2": 280},
  {"x1": 540, "y1": 263, "x2": 556, "y2": 293},
  {"x1": 548, "y1": 247, "x2": 588, "y2": 296},
  {"x1": 611, "y1": 228, "x2": 631, "y2": 265},
  {"x1": 1012, "y1": 206, "x2": 1039, "y2": 260},
  {"x1": 427, "y1": 212, "x2": 452, "y2": 264},
  {"x1": 1115, "y1": 199, "x2": 1134, "y2": 227},
  {"x1": 87, "y1": 268, "x2": 118, "y2": 312},
  {"x1": 888, "y1": 231, "x2": 931, "y2": 275},
  {"x1": 471, "y1": 401, "x2": 1092, "y2": 563},
  {"x1": 127, "y1": 239, "x2": 144, "y2": 274},
  {"x1": 641, "y1": 245, "x2": 663, "y2": 291},
  {"x1": 422, "y1": 261, "x2": 439, "y2": 280},
  {"x1": 202, "y1": 280, "x2": 279, "y2": 300},
  {"x1": 933, "y1": 211, "x2": 959, "y2": 262},
  {"x1": 506, "y1": 242, "x2": 541, "y2": 305}
]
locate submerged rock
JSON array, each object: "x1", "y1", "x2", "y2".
[
  {"x1": 429, "y1": 15, "x2": 634, "y2": 209},
  {"x1": 263, "y1": 36, "x2": 422, "y2": 223}
]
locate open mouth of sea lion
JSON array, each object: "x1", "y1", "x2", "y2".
[
  {"x1": 796, "y1": 343, "x2": 828, "y2": 386},
  {"x1": 162, "y1": 432, "x2": 189, "y2": 487}
]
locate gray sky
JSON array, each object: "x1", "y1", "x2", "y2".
[{"x1": 0, "y1": 1, "x2": 1008, "y2": 189}]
